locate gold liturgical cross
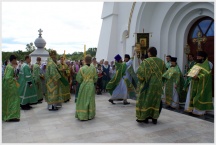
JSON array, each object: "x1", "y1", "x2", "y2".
[{"x1": 193, "y1": 31, "x2": 207, "y2": 51}]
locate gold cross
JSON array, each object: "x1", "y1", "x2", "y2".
[{"x1": 192, "y1": 31, "x2": 207, "y2": 51}]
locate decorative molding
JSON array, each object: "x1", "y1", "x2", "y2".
[{"x1": 126, "y1": 2, "x2": 136, "y2": 38}]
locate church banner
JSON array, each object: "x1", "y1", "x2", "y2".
[{"x1": 136, "y1": 33, "x2": 149, "y2": 55}]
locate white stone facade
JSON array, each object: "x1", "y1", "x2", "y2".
[{"x1": 96, "y1": 2, "x2": 214, "y2": 71}]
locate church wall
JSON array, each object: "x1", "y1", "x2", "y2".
[
  {"x1": 101, "y1": 2, "x2": 118, "y2": 19},
  {"x1": 97, "y1": 2, "x2": 214, "y2": 71},
  {"x1": 165, "y1": 2, "x2": 214, "y2": 71},
  {"x1": 117, "y1": 2, "x2": 133, "y2": 60},
  {"x1": 97, "y1": 15, "x2": 118, "y2": 61},
  {"x1": 96, "y1": 2, "x2": 119, "y2": 61}
]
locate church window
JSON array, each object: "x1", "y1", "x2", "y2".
[{"x1": 191, "y1": 17, "x2": 214, "y2": 38}]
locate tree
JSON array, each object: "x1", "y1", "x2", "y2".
[{"x1": 26, "y1": 42, "x2": 35, "y2": 53}]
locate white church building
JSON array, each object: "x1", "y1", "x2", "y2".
[{"x1": 96, "y1": 2, "x2": 214, "y2": 71}]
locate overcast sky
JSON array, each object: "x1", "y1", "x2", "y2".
[{"x1": 2, "y1": 2, "x2": 103, "y2": 54}]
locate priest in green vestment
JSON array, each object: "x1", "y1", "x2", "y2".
[
  {"x1": 75, "y1": 55, "x2": 98, "y2": 121},
  {"x1": 184, "y1": 51, "x2": 213, "y2": 115},
  {"x1": 162, "y1": 57, "x2": 186, "y2": 109},
  {"x1": 33, "y1": 57, "x2": 43, "y2": 103},
  {"x1": 136, "y1": 47, "x2": 166, "y2": 124},
  {"x1": 57, "y1": 56, "x2": 71, "y2": 103},
  {"x1": 18, "y1": 55, "x2": 38, "y2": 110},
  {"x1": 45, "y1": 50, "x2": 64, "y2": 111},
  {"x1": 106, "y1": 53, "x2": 135, "y2": 105},
  {"x1": 2, "y1": 55, "x2": 20, "y2": 122}
]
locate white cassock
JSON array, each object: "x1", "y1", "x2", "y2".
[
  {"x1": 111, "y1": 59, "x2": 133, "y2": 100},
  {"x1": 184, "y1": 61, "x2": 213, "y2": 115},
  {"x1": 162, "y1": 83, "x2": 179, "y2": 109}
]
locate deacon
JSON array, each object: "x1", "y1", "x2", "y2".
[
  {"x1": 75, "y1": 55, "x2": 98, "y2": 121},
  {"x1": 2, "y1": 55, "x2": 20, "y2": 122},
  {"x1": 45, "y1": 50, "x2": 64, "y2": 111},
  {"x1": 58, "y1": 56, "x2": 71, "y2": 103},
  {"x1": 136, "y1": 47, "x2": 166, "y2": 124},
  {"x1": 162, "y1": 57, "x2": 185, "y2": 109},
  {"x1": 184, "y1": 51, "x2": 213, "y2": 115},
  {"x1": 33, "y1": 57, "x2": 43, "y2": 103},
  {"x1": 18, "y1": 55, "x2": 38, "y2": 110},
  {"x1": 106, "y1": 52, "x2": 135, "y2": 105}
]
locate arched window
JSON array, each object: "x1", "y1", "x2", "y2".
[
  {"x1": 187, "y1": 16, "x2": 214, "y2": 97},
  {"x1": 191, "y1": 17, "x2": 214, "y2": 38}
]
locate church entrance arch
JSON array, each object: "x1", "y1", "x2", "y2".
[{"x1": 187, "y1": 16, "x2": 214, "y2": 97}]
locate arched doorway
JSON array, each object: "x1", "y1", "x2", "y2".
[{"x1": 187, "y1": 16, "x2": 214, "y2": 97}]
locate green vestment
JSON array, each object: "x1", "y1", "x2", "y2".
[
  {"x1": 127, "y1": 65, "x2": 138, "y2": 89},
  {"x1": 186, "y1": 59, "x2": 213, "y2": 112},
  {"x1": 18, "y1": 62, "x2": 38, "y2": 105},
  {"x1": 45, "y1": 58, "x2": 64, "y2": 105},
  {"x1": 162, "y1": 65, "x2": 186, "y2": 106},
  {"x1": 2, "y1": 64, "x2": 20, "y2": 121},
  {"x1": 75, "y1": 65, "x2": 98, "y2": 120},
  {"x1": 165, "y1": 61, "x2": 171, "y2": 70},
  {"x1": 187, "y1": 60, "x2": 196, "y2": 72},
  {"x1": 33, "y1": 63, "x2": 43, "y2": 101},
  {"x1": 57, "y1": 63, "x2": 71, "y2": 101},
  {"x1": 126, "y1": 64, "x2": 138, "y2": 100},
  {"x1": 106, "y1": 62, "x2": 127, "y2": 95},
  {"x1": 136, "y1": 57, "x2": 166, "y2": 120}
]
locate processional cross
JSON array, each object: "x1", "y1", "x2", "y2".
[
  {"x1": 38, "y1": 29, "x2": 43, "y2": 37},
  {"x1": 192, "y1": 31, "x2": 207, "y2": 51}
]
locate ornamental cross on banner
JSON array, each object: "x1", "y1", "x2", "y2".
[{"x1": 192, "y1": 31, "x2": 207, "y2": 51}]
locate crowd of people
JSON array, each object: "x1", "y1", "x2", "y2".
[{"x1": 2, "y1": 47, "x2": 214, "y2": 124}]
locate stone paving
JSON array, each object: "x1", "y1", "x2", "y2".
[{"x1": 2, "y1": 93, "x2": 214, "y2": 143}]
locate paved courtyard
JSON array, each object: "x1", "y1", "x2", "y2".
[{"x1": 2, "y1": 93, "x2": 214, "y2": 143}]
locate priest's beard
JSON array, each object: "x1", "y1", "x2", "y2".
[{"x1": 196, "y1": 59, "x2": 204, "y2": 63}]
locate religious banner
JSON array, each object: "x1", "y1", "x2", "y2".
[{"x1": 136, "y1": 33, "x2": 149, "y2": 56}]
